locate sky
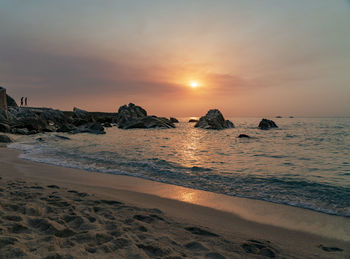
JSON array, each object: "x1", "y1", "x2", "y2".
[{"x1": 1, "y1": 0, "x2": 350, "y2": 117}]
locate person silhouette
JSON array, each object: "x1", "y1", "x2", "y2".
[
  {"x1": 25, "y1": 97, "x2": 27, "y2": 106},
  {"x1": 20, "y1": 97, "x2": 23, "y2": 107}
]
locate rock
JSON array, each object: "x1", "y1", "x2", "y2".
[
  {"x1": 189, "y1": 119, "x2": 199, "y2": 123},
  {"x1": 258, "y1": 119, "x2": 278, "y2": 130},
  {"x1": 7, "y1": 107, "x2": 48, "y2": 133},
  {"x1": 119, "y1": 116, "x2": 175, "y2": 129},
  {"x1": 0, "y1": 134, "x2": 13, "y2": 143},
  {"x1": 11, "y1": 128, "x2": 29, "y2": 135},
  {"x1": 73, "y1": 107, "x2": 90, "y2": 119},
  {"x1": 71, "y1": 122, "x2": 105, "y2": 134},
  {"x1": 103, "y1": 122, "x2": 112, "y2": 127},
  {"x1": 0, "y1": 123, "x2": 11, "y2": 133},
  {"x1": 57, "y1": 124, "x2": 77, "y2": 133},
  {"x1": 276, "y1": 116, "x2": 282, "y2": 118},
  {"x1": 195, "y1": 109, "x2": 234, "y2": 130},
  {"x1": 0, "y1": 109, "x2": 8, "y2": 122},
  {"x1": 238, "y1": 134, "x2": 251, "y2": 138},
  {"x1": 6, "y1": 94, "x2": 18, "y2": 107},
  {"x1": 170, "y1": 117, "x2": 179, "y2": 123},
  {"x1": 116, "y1": 103, "x2": 147, "y2": 125}
]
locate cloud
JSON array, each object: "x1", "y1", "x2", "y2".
[{"x1": 0, "y1": 39, "x2": 184, "y2": 99}]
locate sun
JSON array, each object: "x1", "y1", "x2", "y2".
[{"x1": 190, "y1": 81, "x2": 199, "y2": 88}]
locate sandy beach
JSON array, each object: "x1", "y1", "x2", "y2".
[{"x1": 0, "y1": 146, "x2": 349, "y2": 258}]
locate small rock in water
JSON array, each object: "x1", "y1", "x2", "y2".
[
  {"x1": 195, "y1": 109, "x2": 234, "y2": 130},
  {"x1": 170, "y1": 117, "x2": 179, "y2": 123},
  {"x1": 189, "y1": 119, "x2": 199, "y2": 123},
  {"x1": 238, "y1": 134, "x2": 251, "y2": 138},
  {"x1": 258, "y1": 119, "x2": 278, "y2": 130}
]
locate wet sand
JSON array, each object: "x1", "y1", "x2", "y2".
[{"x1": 0, "y1": 147, "x2": 349, "y2": 258}]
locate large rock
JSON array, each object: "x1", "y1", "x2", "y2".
[
  {"x1": 115, "y1": 103, "x2": 174, "y2": 129},
  {"x1": 119, "y1": 116, "x2": 175, "y2": 129},
  {"x1": 0, "y1": 134, "x2": 13, "y2": 143},
  {"x1": 258, "y1": 119, "x2": 278, "y2": 130},
  {"x1": 116, "y1": 103, "x2": 147, "y2": 125},
  {"x1": 195, "y1": 109, "x2": 234, "y2": 130}
]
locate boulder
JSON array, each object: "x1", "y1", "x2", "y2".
[
  {"x1": 258, "y1": 119, "x2": 278, "y2": 130},
  {"x1": 119, "y1": 116, "x2": 175, "y2": 129},
  {"x1": 170, "y1": 117, "x2": 179, "y2": 123},
  {"x1": 71, "y1": 122, "x2": 105, "y2": 134},
  {"x1": 116, "y1": 103, "x2": 147, "y2": 125},
  {"x1": 189, "y1": 119, "x2": 199, "y2": 123},
  {"x1": 195, "y1": 109, "x2": 234, "y2": 130},
  {"x1": 238, "y1": 134, "x2": 251, "y2": 138},
  {"x1": 0, "y1": 134, "x2": 13, "y2": 143}
]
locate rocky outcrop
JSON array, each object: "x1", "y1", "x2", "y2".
[
  {"x1": 194, "y1": 109, "x2": 234, "y2": 130},
  {"x1": 116, "y1": 103, "x2": 147, "y2": 125},
  {"x1": 170, "y1": 117, "x2": 179, "y2": 123},
  {"x1": 119, "y1": 116, "x2": 175, "y2": 129},
  {"x1": 258, "y1": 119, "x2": 278, "y2": 130},
  {"x1": 116, "y1": 103, "x2": 175, "y2": 129},
  {"x1": 0, "y1": 107, "x2": 106, "y2": 135},
  {"x1": 0, "y1": 134, "x2": 12, "y2": 143}
]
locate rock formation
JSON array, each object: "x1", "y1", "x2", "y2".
[
  {"x1": 116, "y1": 103, "x2": 175, "y2": 129},
  {"x1": 258, "y1": 119, "x2": 278, "y2": 130},
  {"x1": 195, "y1": 109, "x2": 234, "y2": 130},
  {"x1": 0, "y1": 107, "x2": 106, "y2": 135},
  {"x1": 170, "y1": 117, "x2": 179, "y2": 123}
]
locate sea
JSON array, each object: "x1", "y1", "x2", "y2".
[{"x1": 8, "y1": 117, "x2": 350, "y2": 217}]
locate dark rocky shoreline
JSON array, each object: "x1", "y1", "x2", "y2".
[{"x1": 0, "y1": 93, "x2": 278, "y2": 137}]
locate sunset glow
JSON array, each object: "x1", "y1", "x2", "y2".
[
  {"x1": 0, "y1": 1, "x2": 349, "y2": 117},
  {"x1": 190, "y1": 81, "x2": 199, "y2": 88}
]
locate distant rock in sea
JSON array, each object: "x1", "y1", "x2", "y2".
[
  {"x1": 189, "y1": 119, "x2": 199, "y2": 123},
  {"x1": 258, "y1": 118, "x2": 278, "y2": 130},
  {"x1": 195, "y1": 109, "x2": 234, "y2": 130},
  {"x1": 238, "y1": 134, "x2": 251, "y2": 138},
  {"x1": 170, "y1": 117, "x2": 179, "y2": 123},
  {"x1": 276, "y1": 116, "x2": 282, "y2": 118},
  {"x1": 116, "y1": 103, "x2": 175, "y2": 129}
]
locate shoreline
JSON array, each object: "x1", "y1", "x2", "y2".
[{"x1": 1, "y1": 146, "x2": 349, "y2": 258}]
